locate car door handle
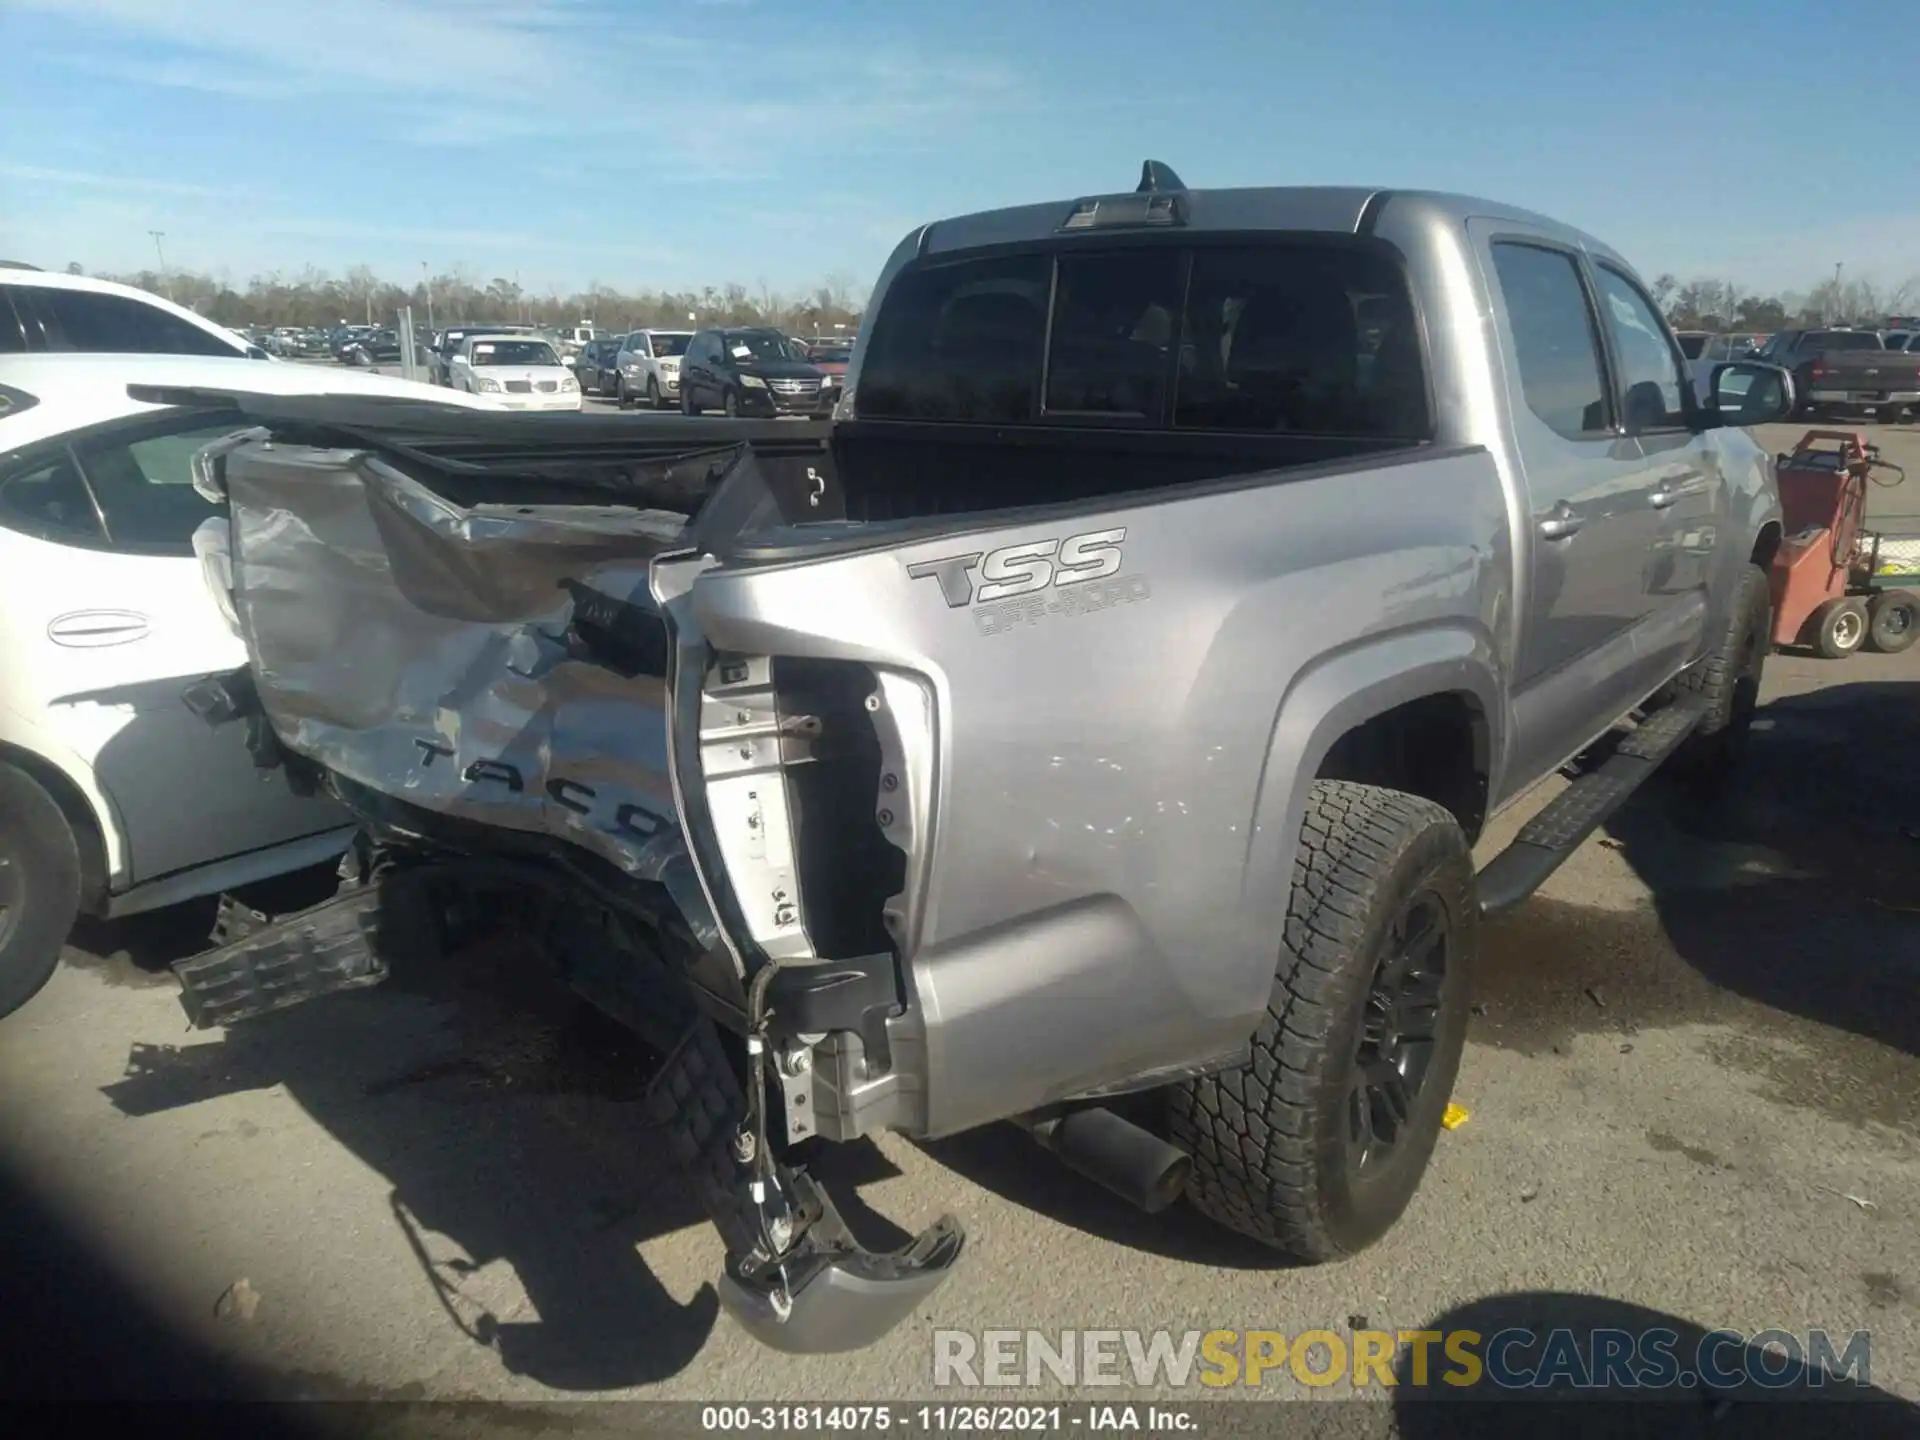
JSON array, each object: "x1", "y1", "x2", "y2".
[
  {"x1": 48, "y1": 610, "x2": 151, "y2": 647},
  {"x1": 1538, "y1": 505, "x2": 1582, "y2": 540}
]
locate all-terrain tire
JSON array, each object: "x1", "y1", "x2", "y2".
[
  {"x1": 0, "y1": 764, "x2": 83, "y2": 1020},
  {"x1": 1168, "y1": 781, "x2": 1476, "y2": 1261},
  {"x1": 1668, "y1": 561, "x2": 1770, "y2": 787}
]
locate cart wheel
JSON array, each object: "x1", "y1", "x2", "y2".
[
  {"x1": 1811, "y1": 597, "x2": 1869, "y2": 658},
  {"x1": 1868, "y1": 590, "x2": 1920, "y2": 654}
]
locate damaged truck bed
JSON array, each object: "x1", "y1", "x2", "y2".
[{"x1": 160, "y1": 170, "x2": 1789, "y2": 1358}]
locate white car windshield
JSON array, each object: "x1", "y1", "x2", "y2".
[{"x1": 471, "y1": 340, "x2": 560, "y2": 366}]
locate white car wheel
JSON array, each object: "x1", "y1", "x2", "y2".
[{"x1": 0, "y1": 765, "x2": 82, "y2": 1020}]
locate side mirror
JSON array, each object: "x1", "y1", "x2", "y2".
[{"x1": 1708, "y1": 361, "x2": 1794, "y2": 427}]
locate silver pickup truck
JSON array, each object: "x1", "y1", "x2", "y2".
[{"x1": 164, "y1": 164, "x2": 1793, "y2": 1357}]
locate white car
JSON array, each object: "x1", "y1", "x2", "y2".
[
  {"x1": 447, "y1": 334, "x2": 583, "y2": 411},
  {"x1": 1, "y1": 265, "x2": 273, "y2": 361},
  {"x1": 0, "y1": 353, "x2": 493, "y2": 1018},
  {"x1": 613, "y1": 329, "x2": 693, "y2": 410}
]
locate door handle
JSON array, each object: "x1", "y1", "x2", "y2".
[
  {"x1": 48, "y1": 610, "x2": 151, "y2": 647},
  {"x1": 1538, "y1": 505, "x2": 1582, "y2": 540}
]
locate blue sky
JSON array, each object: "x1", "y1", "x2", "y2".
[{"x1": 3, "y1": 0, "x2": 1914, "y2": 304}]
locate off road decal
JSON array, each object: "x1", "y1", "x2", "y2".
[{"x1": 973, "y1": 574, "x2": 1153, "y2": 636}]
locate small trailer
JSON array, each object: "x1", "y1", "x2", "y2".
[{"x1": 1767, "y1": 430, "x2": 1918, "y2": 658}]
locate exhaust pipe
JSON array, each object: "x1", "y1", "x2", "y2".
[{"x1": 1022, "y1": 1107, "x2": 1191, "y2": 1214}]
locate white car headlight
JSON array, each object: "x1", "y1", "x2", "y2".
[
  {"x1": 561, "y1": 374, "x2": 579, "y2": 391},
  {"x1": 475, "y1": 376, "x2": 502, "y2": 393},
  {"x1": 740, "y1": 374, "x2": 766, "y2": 388}
]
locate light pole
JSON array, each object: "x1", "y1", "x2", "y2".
[
  {"x1": 1831, "y1": 262, "x2": 1843, "y2": 324},
  {"x1": 148, "y1": 231, "x2": 173, "y2": 301},
  {"x1": 421, "y1": 262, "x2": 433, "y2": 331}
]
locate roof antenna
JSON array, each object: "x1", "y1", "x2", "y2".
[{"x1": 1136, "y1": 160, "x2": 1186, "y2": 194}]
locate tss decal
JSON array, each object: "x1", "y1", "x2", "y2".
[{"x1": 906, "y1": 527, "x2": 1128, "y2": 607}]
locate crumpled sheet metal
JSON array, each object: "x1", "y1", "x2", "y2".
[{"x1": 221, "y1": 438, "x2": 719, "y2": 945}]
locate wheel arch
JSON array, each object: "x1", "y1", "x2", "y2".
[
  {"x1": 0, "y1": 740, "x2": 117, "y2": 914},
  {"x1": 1241, "y1": 623, "x2": 1502, "y2": 937}
]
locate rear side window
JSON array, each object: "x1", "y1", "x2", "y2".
[
  {"x1": 0, "y1": 455, "x2": 103, "y2": 540},
  {"x1": 0, "y1": 290, "x2": 27, "y2": 353},
  {"x1": 1808, "y1": 330, "x2": 1883, "y2": 351},
  {"x1": 1490, "y1": 243, "x2": 1611, "y2": 440},
  {"x1": 30, "y1": 287, "x2": 240, "y2": 356},
  {"x1": 859, "y1": 241, "x2": 1427, "y2": 436}
]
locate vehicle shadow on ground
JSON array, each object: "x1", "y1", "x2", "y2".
[
  {"x1": 1473, "y1": 679, "x2": 1920, "y2": 1130},
  {"x1": 62, "y1": 862, "x2": 344, "y2": 991},
  {"x1": 97, "y1": 926, "x2": 903, "y2": 1393},
  {"x1": 918, "y1": 1108, "x2": 1296, "y2": 1272},
  {"x1": 1391, "y1": 1289, "x2": 1917, "y2": 1438}
]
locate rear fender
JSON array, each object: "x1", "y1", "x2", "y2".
[{"x1": 1240, "y1": 623, "x2": 1504, "y2": 997}]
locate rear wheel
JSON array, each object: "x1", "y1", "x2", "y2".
[
  {"x1": 1169, "y1": 781, "x2": 1475, "y2": 1260},
  {"x1": 1868, "y1": 590, "x2": 1920, "y2": 654},
  {"x1": 0, "y1": 765, "x2": 82, "y2": 1020},
  {"x1": 1812, "y1": 597, "x2": 1869, "y2": 659},
  {"x1": 682, "y1": 386, "x2": 700, "y2": 416}
]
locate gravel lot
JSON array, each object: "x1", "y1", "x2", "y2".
[{"x1": 1, "y1": 409, "x2": 1917, "y2": 1427}]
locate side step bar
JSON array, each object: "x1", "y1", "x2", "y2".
[{"x1": 1476, "y1": 698, "x2": 1706, "y2": 919}]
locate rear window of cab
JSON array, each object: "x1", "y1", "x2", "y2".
[{"x1": 855, "y1": 240, "x2": 1429, "y2": 439}]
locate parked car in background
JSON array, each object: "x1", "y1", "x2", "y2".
[
  {"x1": 1754, "y1": 328, "x2": 1920, "y2": 421},
  {"x1": 1674, "y1": 330, "x2": 1712, "y2": 365},
  {"x1": 1684, "y1": 333, "x2": 1761, "y2": 403},
  {"x1": 570, "y1": 337, "x2": 624, "y2": 397},
  {"x1": 804, "y1": 341, "x2": 851, "y2": 377},
  {"x1": 678, "y1": 325, "x2": 832, "y2": 416},
  {"x1": 554, "y1": 324, "x2": 597, "y2": 361},
  {"x1": 0, "y1": 270, "x2": 271, "y2": 360},
  {"x1": 804, "y1": 341, "x2": 851, "y2": 406},
  {"x1": 340, "y1": 329, "x2": 403, "y2": 367},
  {"x1": 0, "y1": 352, "x2": 500, "y2": 1018},
  {"x1": 447, "y1": 334, "x2": 582, "y2": 410},
  {"x1": 613, "y1": 328, "x2": 692, "y2": 409},
  {"x1": 424, "y1": 323, "x2": 534, "y2": 385}
]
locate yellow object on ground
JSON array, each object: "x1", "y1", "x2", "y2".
[{"x1": 1441, "y1": 1102, "x2": 1470, "y2": 1131}]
